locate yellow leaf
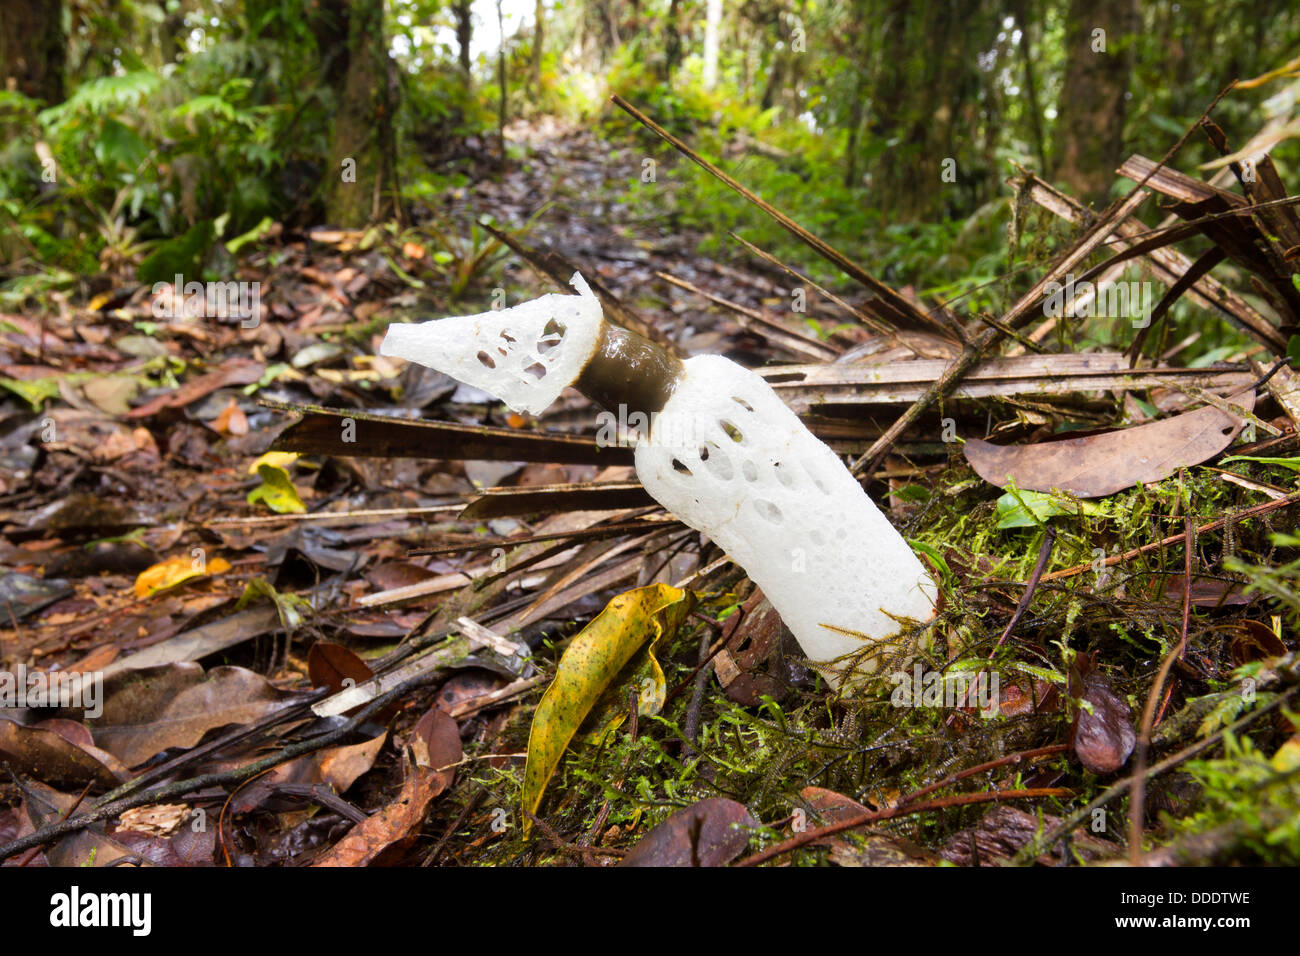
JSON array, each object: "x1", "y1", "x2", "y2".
[
  {"x1": 521, "y1": 584, "x2": 693, "y2": 836},
  {"x1": 1271, "y1": 736, "x2": 1300, "y2": 774},
  {"x1": 86, "y1": 291, "x2": 116, "y2": 312},
  {"x1": 246, "y1": 463, "x2": 306, "y2": 514},
  {"x1": 579, "y1": 635, "x2": 667, "y2": 746},
  {"x1": 135, "y1": 554, "x2": 231, "y2": 599},
  {"x1": 248, "y1": 451, "x2": 299, "y2": 475}
]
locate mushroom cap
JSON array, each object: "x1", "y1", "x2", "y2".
[{"x1": 379, "y1": 272, "x2": 604, "y2": 416}]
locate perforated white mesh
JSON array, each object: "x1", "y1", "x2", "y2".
[
  {"x1": 636, "y1": 355, "x2": 938, "y2": 687},
  {"x1": 379, "y1": 272, "x2": 604, "y2": 415},
  {"x1": 379, "y1": 280, "x2": 938, "y2": 688}
]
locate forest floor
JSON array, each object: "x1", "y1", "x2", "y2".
[{"x1": 1, "y1": 117, "x2": 1297, "y2": 867}]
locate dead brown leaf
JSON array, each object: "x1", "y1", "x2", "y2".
[
  {"x1": 963, "y1": 390, "x2": 1255, "y2": 497},
  {"x1": 1070, "y1": 654, "x2": 1137, "y2": 774},
  {"x1": 91, "y1": 662, "x2": 302, "y2": 767},
  {"x1": 618, "y1": 797, "x2": 756, "y2": 867},
  {"x1": 0, "y1": 718, "x2": 129, "y2": 790},
  {"x1": 312, "y1": 708, "x2": 460, "y2": 866},
  {"x1": 126, "y1": 358, "x2": 265, "y2": 419}
]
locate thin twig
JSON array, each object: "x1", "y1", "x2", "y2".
[
  {"x1": 682, "y1": 629, "x2": 714, "y2": 758},
  {"x1": 525, "y1": 809, "x2": 625, "y2": 862},
  {"x1": 1128, "y1": 516, "x2": 1195, "y2": 863},
  {"x1": 736, "y1": 787, "x2": 1071, "y2": 867},
  {"x1": 1041, "y1": 490, "x2": 1300, "y2": 582},
  {"x1": 850, "y1": 87, "x2": 1236, "y2": 477},
  {"x1": 610, "y1": 94, "x2": 947, "y2": 336},
  {"x1": 0, "y1": 671, "x2": 440, "y2": 862},
  {"x1": 898, "y1": 744, "x2": 1070, "y2": 806},
  {"x1": 950, "y1": 528, "x2": 1055, "y2": 720}
]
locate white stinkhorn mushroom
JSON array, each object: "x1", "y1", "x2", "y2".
[{"x1": 380, "y1": 273, "x2": 938, "y2": 687}]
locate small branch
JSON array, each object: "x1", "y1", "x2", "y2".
[
  {"x1": 610, "y1": 94, "x2": 945, "y2": 336},
  {"x1": 0, "y1": 671, "x2": 440, "y2": 862},
  {"x1": 736, "y1": 788, "x2": 1071, "y2": 867},
  {"x1": 1129, "y1": 515, "x2": 1196, "y2": 863},
  {"x1": 1041, "y1": 490, "x2": 1300, "y2": 582},
  {"x1": 899, "y1": 744, "x2": 1070, "y2": 807}
]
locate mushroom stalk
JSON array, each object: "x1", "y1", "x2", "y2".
[{"x1": 380, "y1": 273, "x2": 938, "y2": 687}]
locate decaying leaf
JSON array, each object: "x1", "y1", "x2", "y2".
[
  {"x1": 313, "y1": 708, "x2": 460, "y2": 866},
  {"x1": 91, "y1": 662, "x2": 304, "y2": 767},
  {"x1": 19, "y1": 778, "x2": 153, "y2": 867},
  {"x1": 1224, "y1": 619, "x2": 1288, "y2": 665},
  {"x1": 824, "y1": 824, "x2": 940, "y2": 866},
  {"x1": 0, "y1": 718, "x2": 129, "y2": 790},
  {"x1": 233, "y1": 731, "x2": 388, "y2": 813},
  {"x1": 800, "y1": 786, "x2": 875, "y2": 827},
  {"x1": 0, "y1": 572, "x2": 72, "y2": 620},
  {"x1": 618, "y1": 797, "x2": 756, "y2": 867},
  {"x1": 964, "y1": 390, "x2": 1256, "y2": 498},
  {"x1": 307, "y1": 641, "x2": 375, "y2": 694},
  {"x1": 715, "y1": 589, "x2": 790, "y2": 705},
  {"x1": 126, "y1": 357, "x2": 264, "y2": 419},
  {"x1": 1070, "y1": 653, "x2": 1137, "y2": 774},
  {"x1": 118, "y1": 803, "x2": 191, "y2": 836},
  {"x1": 521, "y1": 584, "x2": 693, "y2": 835},
  {"x1": 939, "y1": 806, "x2": 1057, "y2": 866},
  {"x1": 98, "y1": 605, "x2": 280, "y2": 677}
]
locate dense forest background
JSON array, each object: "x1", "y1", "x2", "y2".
[{"x1": 3, "y1": 0, "x2": 1299, "y2": 310}]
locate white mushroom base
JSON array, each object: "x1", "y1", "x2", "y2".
[{"x1": 635, "y1": 355, "x2": 938, "y2": 688}]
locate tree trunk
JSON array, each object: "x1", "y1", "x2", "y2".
[
  {"x1": 307, "y1": 0, "x2": 351, "y2": 88},
  {"x1": 531, "y1": 0, "x2": 545, "y2": 94},
  {"x1": 1014, "y1": 0, "x2": 1049, "y2": 174},
  {"x1": 1054, "y1": 0, "x2": 1136, "y2": 206},
  {"x1": 703, "y1": 0, "x2": 722, "y2": 90},
  {"x1": 868, "y1": 0, "x2": 987, "y2": 220},
  {"x1": 0, "y1": 0, "x2": 65, "y2": 106},
  {"x1": 663, "y1": 0, "x2": 683, "y2": 79},
  {"x1": 842, "y1": 11, "x2": 870, "y2": 188},
  {"x1": 324, "y1": 0, "x2": 397, "y2": 227},
  {"x1": 454, "y1": 0, "x2": 473, "y2": 79},
  {"x1": 497, "y1": 0, "x2": 508, "y2": 173}
]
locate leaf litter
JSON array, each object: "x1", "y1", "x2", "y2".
[{"x1": 1, "y1": 108, "x2": 1299, "y2": 869}]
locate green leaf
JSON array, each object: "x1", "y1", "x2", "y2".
[
  {"x1": 236, "y1": 577, "x2": 311, "y2": 630},
  {"x1": 1219, "y1": 454, "x2": 1300, "y2": 473},
  {"x1": 995, "y1": 488, "x2": 1098, "y2": 529},
  {"x1": 226, "y1": 216, "x2": 275, "y2": 255},
  {"x1": 1009, "y1": 662, "x2": 1068, "y2": 685},
  {"x1": 246, "y1": 463, "x2": 306, "y2": 514},
  {"x1": 578, "y1": 634, "x2": 667, "y2": 746},
  {"x1": 907, "y1": 539, "x2": 952, "y2": 587},
  {"x1": 0, "y1": 376, "x2": 62, "y2": 411},
  {"x1": 521, "y1": 584, "x2": 693, "y2": 835},
  {"x1": 94, "y1": 118, "x2": 148, "y2": 168}
]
